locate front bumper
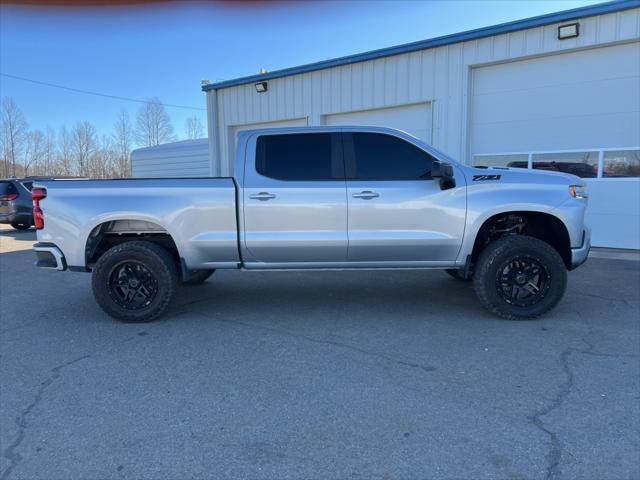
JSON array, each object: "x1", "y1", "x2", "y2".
[
  {"x1": 570, "y1": 227, "x2": 591, "y2": 270},
  {"x1": 33, "y1": 243, "x2": 67, "y2": 271}
]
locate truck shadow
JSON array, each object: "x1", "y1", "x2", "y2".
[
  {"x1": 0, "y1": 246, "x2": 483, "y2": 331},
  {"x1": 4, "y1": 247, "x2": 636, "y2": 332},
  {"x1": 167, "y1": 269, "x2": 481, "y2": 325}
]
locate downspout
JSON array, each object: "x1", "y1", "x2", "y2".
[{"x1": 207, "y1": 88, "x2": 221, "y2": 176}]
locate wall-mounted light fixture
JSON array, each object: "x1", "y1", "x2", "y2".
[
  {"x1": 558, "y1": 22, "x2": 579, "y2": 40},
  {"x1": 255, "y1": 81, "x2": 268, "y2": 93}
]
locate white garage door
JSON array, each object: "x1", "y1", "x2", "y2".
[
  {"x1": 470, "y1": 43, "x2": 639, "y2": 154},
  {"x1": 322, "y1": 103, "x2": 432, "y2": 143},
  {"x1": 471, "y1": 42, "x2": 640, "y2": 249},
  {"x1": 231, "y1": 117, "x2": 308, "y2": 141}
]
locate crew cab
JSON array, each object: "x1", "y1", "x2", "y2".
[{"x1": 32, "y1": 126, "x2": 590, "y2": 322}]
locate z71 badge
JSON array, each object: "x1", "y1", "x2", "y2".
[{"x1": 473, "y1": 174, "x2": 502, "y2": 181}]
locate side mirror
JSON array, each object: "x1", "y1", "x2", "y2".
[
  {"x1": 431, "y1": 161, "x2": 456, "y2": 190},
  {"x1": 431, "y1": 160, "x2": 443, "y2": 178}
]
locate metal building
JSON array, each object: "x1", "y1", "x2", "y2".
[{"x1": 131, "y1": 139, "x2": 209, "y2": 178}]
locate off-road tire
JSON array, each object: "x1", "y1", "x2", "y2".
[
  {"x1": 91, "y1": 241, "x2": 178, "y2": 323},
  {"x1": 181, "y1": 269, "x2": 215, "y2": 286},
  {"x1": 445, "y1": 268, "x2": 472, "y2": 281},
  {"x1": 11, "y1": 222, "x2": 30, "y2": 230},
  {"x1": 473, "y1": 235, "x2": 567, "y2": 320}
]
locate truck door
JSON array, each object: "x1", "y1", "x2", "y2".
[
  {"x1": 242, "y1": 132, "x2": 348, "y2": 264},
  {"x1": 344, "y1": 132, "x2": 466, "y2": 263}
]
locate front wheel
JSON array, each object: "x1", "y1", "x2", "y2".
[
  {"x1": 473, "y1": 235, "x2": 567, "y2": 320},
  {"x1": 91, "y1": 241, "x2": 178, "y2": 323}
]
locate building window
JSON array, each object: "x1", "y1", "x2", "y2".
[
  {"x1": 603, "y1": 150, "x2": 640, "y2": 178},
  {"x1": 532, "y1": 151, "x2": 598, "y2": 178},
  {"x1": 473, "y1": 154, "x2": 528, "y2": 169},
  {"x1": 473, "y1": 148, "x2": 640, "y2": 179}
]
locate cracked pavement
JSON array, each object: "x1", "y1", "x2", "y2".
[{"x1": 1, "y1": 225, "x2": 639, "y2": 479}]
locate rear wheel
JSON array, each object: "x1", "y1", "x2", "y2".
[
  {"x1": 11, "y1": 222, "x2": 30, "y2": 230},
  {"x1": 473, "y1": 235, "x2": 566, "y2": 320},
  {"x1": 91, "y1": 241, "x2": 178, "y2": 323},
  {"x1": 181, "y1": 269, "x2": 215, "y2": 286}
]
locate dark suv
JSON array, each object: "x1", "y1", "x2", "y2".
[{"x1": 0, "y1": 178, "x2": 36, "y2": 230}]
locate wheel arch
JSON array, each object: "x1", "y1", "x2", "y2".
[
  {"x1": 470, "y1": 210, "x2": 572, "y2": 269},
  {"x1": 84, "y1": 218, "x2": 182, "y2": 270}
]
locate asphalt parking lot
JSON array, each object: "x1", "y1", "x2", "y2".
[{"x1": 0, "y1": 224, "x2": 638, "y2": 480}]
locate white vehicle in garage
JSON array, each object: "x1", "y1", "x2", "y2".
[{"x1": 33, "y1": 127, "x2": 590, "y2": 323}]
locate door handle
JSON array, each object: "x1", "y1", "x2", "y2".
[
  {"x1": 352, "y1": 190, "x2": 379, "y2": 200},
  {"x1": 249, "y1": 192, "x2": 276, "y2": 201}
]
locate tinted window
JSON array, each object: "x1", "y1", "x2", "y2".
[
  {"x1": 0, "y1": 182, "x2": 18, "y2": 195},
  {"x1": 349, "y1": 133, "x2": 434, "y2": 180},
  {"x1": 256, "y1": 133, "x2": 339, "y2": 180},
  {"x1": 21, "y1": 181, "x2": 33, "y2": 191}
]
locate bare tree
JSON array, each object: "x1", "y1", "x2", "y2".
[
  {"x1": 185, "y1": 115, "x2": 205, "y2": 139},
  {"x1": 1, "y1": 97, "x2": 28, "y2": 177},
  {"x1": 88, "y1": 135, "x2": 119, "y2": 178},
  {"x1": 102, "y1": 135, "x2": 120, "y2": 178},
  {"x1": 24, "y1": 129, "x2": 44, "y2": 176},
  {"x1": 113, "y1": 109, "x2": 133, "y2": 177},
  {"x1": 71, "y1": 121, "x2": 96, "y2": 176},
  {"x1": 57, "y1": 126, "x2": 74, "y2": 175},
  {"x1": 42, "y1": 127, "x2": 56, "y2": 175},
  {"x1": 135, "y1": 97, "x2": 175, "y2": 147}
]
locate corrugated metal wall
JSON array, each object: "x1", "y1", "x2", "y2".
[
  {"x1": 131, "y1": 139, "x2": 209, "y2": 178},
  {"x1": 208, "y1": 7, "x2": 640, "y2": 176}
]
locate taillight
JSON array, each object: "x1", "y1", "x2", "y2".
[
  {"x1": 32, "y1": 187, "x2": 46, "y2": 230},
  {"x1": 0, "y1": 193, "x2": 18, "y2": 201}
]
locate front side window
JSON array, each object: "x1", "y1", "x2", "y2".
[
  {"x1": 532, "y1": 151, "x2": 598, "y2": 178},
  {"x1": 256, "y1": 133, "x2": 341, "y2": 181},
  {"x1": 603, "y1": 150, "x2": 640, "y2": 178},
  {"x1": 347, "y1": 133, "x2": 434, "y2": 180}
]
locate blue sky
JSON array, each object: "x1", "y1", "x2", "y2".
[{"x1": 0, "y1": 0, "x2": 605, "y2": 141}]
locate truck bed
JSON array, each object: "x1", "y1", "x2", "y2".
[{"x1": 35, "y1": 177, "x2": 240, "y2": 269}]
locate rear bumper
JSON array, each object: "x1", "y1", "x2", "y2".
[
  {"x1": 33, "y1": 243, "x2": 67, "y2": 271},
  {"x1": 570, "y1": 227, "x2": 591, "y2": 270}
]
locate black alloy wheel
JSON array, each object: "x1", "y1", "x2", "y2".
[
  {"x1": 495, "y1": 256, "x2": 550, "y2": 307},
  {"x1": 108, "y1": 261, "x2": 159, "y2": 310}
]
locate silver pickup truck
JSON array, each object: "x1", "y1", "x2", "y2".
[{"x1": 32, "y1": 126, "x2": 590, "y2": 322}]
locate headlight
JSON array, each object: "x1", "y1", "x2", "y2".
[{"x1": 569, "y1": 185, "x2": 588, "y2": 199}]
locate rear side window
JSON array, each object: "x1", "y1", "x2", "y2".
[
  {"x1": 21, "y1": 181, "x2": 33, "y2": 191},
  {"x1": 347, "y1": 133, "x2": 435, "y2": 180},
  {"x1": 0, "y1": 182, "x2": 18, "y2": 195},
  {"x1": 256, "y1": 133, "x2": 341, "y2": 181}
]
